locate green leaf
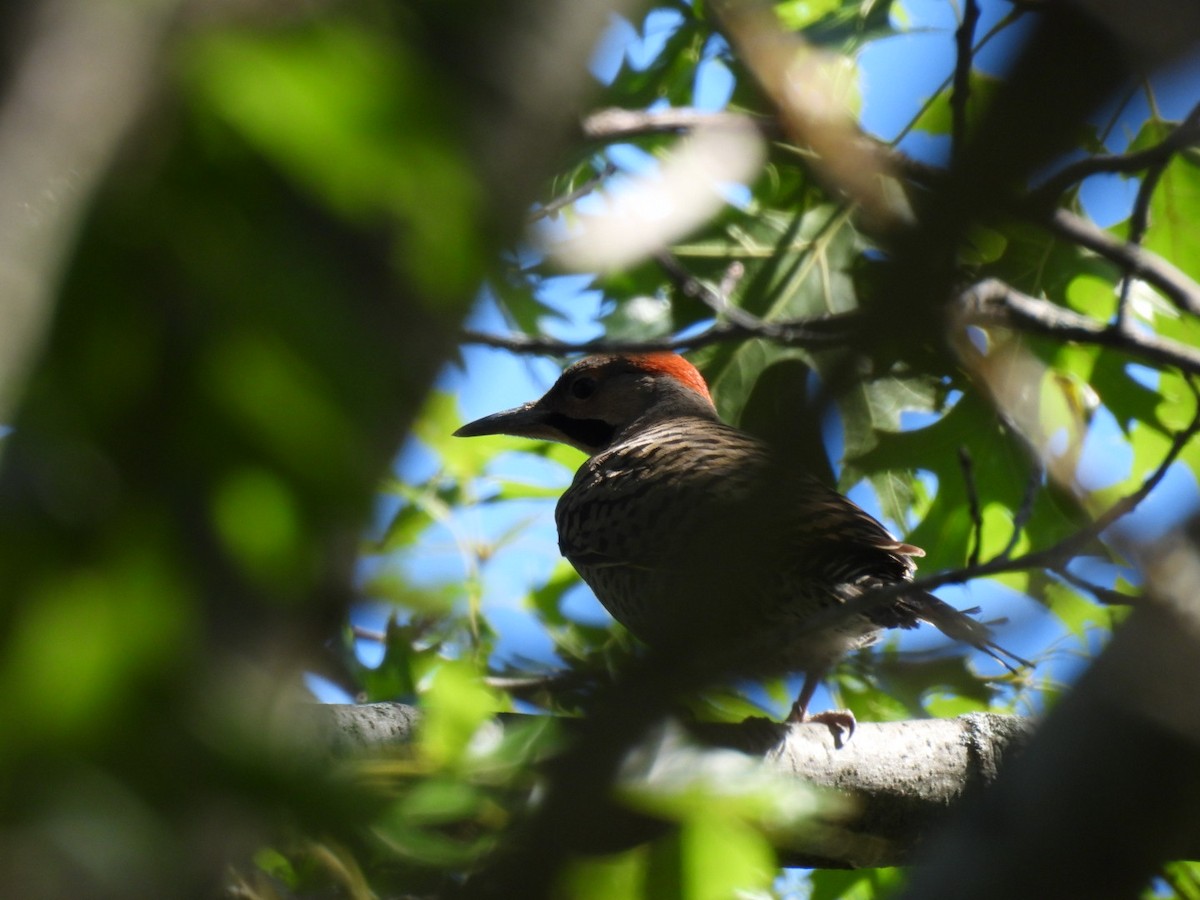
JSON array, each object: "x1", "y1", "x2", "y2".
[
  {"x1": 184, "y1": 23, "x2": 483, "y2": 299},
  {"x1": 776, "y1": 0, "x2": 842, "y2": 31},
  {"x1": 810, "y1": 867, "x2": 905, "y2": 900},
  {"x1": 419, "y1": 659, "x2": 498, "y2": 768},
  {"x1": 1065, "y1": 272, "x2": 1119, "y2": 320},
  {"x1": 645, "y1": 817, "x2": 774, "y2": 900},
  {"x1": 1130, "y1": 119, "x2": 1200, "y2": 283},
  {"x1": 1042, "y1": 579, "x2": 1108, "y2": 642},
  {"x1": 803, "y1": 0, "x2": 902, "y2": 50},
  {"x1": 560, "y1": 850, "x2": 648, "y2": 900},
  {"x1": 529, "y1": 562, "x2": 584, "y2": 628},
  {"x1": 854, "y1": 391, "x2": 1083, "y2": 575},
  {"x1": 913, "y1": 71, "x2": 1003, "y2": 136},
  {"x1": 924, "y1": 691, "x2": 990, "y2": 717}
]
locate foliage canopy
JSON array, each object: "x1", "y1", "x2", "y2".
[{"x1": 2, "y1": 0, "x2": 1200, "y2": 898}]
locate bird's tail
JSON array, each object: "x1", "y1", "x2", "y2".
[{"x1": 916, "y1": 593, "x2": 1032, "y2": 673}]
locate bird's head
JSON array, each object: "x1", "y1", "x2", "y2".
[{"x1": 454, "y1": 353, "x2": 718, "y2": 455}]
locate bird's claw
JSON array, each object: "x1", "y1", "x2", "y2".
[{"x1": 787, "y1": 706, "x2": 857, "y2": 748}]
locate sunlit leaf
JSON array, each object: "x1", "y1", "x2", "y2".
[{"x1": 420, "y1": 660, "x2": 499, "y2": 768}]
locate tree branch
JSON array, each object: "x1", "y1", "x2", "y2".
[
  {"x1": 896, "y1": 521, "x2": 1200, "y2": 900},
  {"x1": 958, "y1": 278, "x2": 1200, "y2": 375},
  {"x1": 464, "y1": 271, "x2": 1200, "y2": 377},
  {"x1": 528, "y1": 161, "x2": 617, "y2": 223},
  {"x1": 301, "y1": 702, "x2": 1036, "y2": 868},
  {"x1": 1042, "y1": 207, "x2": 1200, "y2": 317},
  {"x1": 460, "y1": 312, "x2": 857, "y2": 356},
  {"x1": 1032, "y1": 100, "x2": 1200, "y2": 202},
  {"x1": 959, "y1": 446, "x2": 984, "y2": 568},
  {"x1": 951, "y1": 0, "x2": 981, "y2": 166}
]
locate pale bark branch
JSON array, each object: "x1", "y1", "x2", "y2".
[
  {"x1": 581, "y1": 107, "x2": 775, "y2": 141},
  {"x1": 896, "y1": 529, "x2": 1200, "y2": 899},
  {"x1": 301, "y1": 702, "x2": 1036, "y2": 868},
  {"x1": 1042, "y1": 208, "x2": 1200, "y2": 317},
  {"x1": 957, "y1": 278, "x2": 1200, "y2": 374}
]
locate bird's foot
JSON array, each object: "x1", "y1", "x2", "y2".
[{"x1": 786, "y1": 703, "x2": 857, "y2": 748}]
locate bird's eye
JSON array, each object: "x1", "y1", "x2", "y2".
[{"x1": 570, "y1": 376, "x2": 596, "y2": 400}]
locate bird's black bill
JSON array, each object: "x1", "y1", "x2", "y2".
[{"x1": 453, "y1": 402, "x2": 544, "y2": 439}]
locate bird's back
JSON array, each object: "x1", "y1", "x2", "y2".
[{"x1": 555, "y1": 417, "x2": 927, "y2": 675}]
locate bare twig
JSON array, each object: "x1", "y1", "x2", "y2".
[
  {"x1": 461, "y1": 311, "x2": 859, "y2": 357},
  {"x1": 920, "y1": 384, "x2": 1200, "y2": 591},
  {"x1": 1116, "y1": 152, "x2": 1170, "y2": 326},
  {"x1": 890, "y1": 9, "x2": 1021, "y2": 147},
  {"x1": 352, "y1": 624, "x2": 386, "y2": 643},
  {"x1": 1054, "y1": 565, "x2": 1134, "y2": 606},
  {"x1": 959, "y1": 446, "x2": 984, "y2": 567},
  {"x1": 801, "y1": 382, "x2": 1200, "y2": 640},
  {"x1": 466, "y1": 272, "x2": 1200, "y2": 375},
  {"x1": 656, "y1": 251, "x2": 766, "y2": 333},
  {"x1": 1033, "y1": 100, "x2": 1200, "y2": 202},
  {"x1": 998, "y1": 461, "x2": 1043, "y2": 560},
  {"x1": 719, "y1": 260, "x2": 746, "y2": 300},
  {"x1": 528, "y1": 161, "x2": 617, "y2": 223},
  {"x1": 466, "y1": 274, "x2": 1200, "y2": 372},
  {"x1": 951, "y1": 0, "x2": 981, "y2": 166},
  {"x1": 899, "y1": 144, "x2": 1200, "y2": 319},
  {"x1": 1109, "y1": 101, "x2": 1200, "y2": 327}
]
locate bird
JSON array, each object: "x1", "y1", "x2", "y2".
[{"x1": 455, "y1": 352, "x2": 1024, "y2": 736}]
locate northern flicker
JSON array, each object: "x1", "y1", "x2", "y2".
[{"x1": 455, "y1": 352, "x2": 1022, "y2": 732}]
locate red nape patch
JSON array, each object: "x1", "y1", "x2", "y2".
[{"x1": 630, "y1": 353, "x2": 712, "y2": 401}]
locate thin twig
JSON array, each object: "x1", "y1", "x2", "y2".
[
  {"x1": 719, "y1": 260, "x2": 746, "y2": 300},
  {"x1": 1033, "y1": 100, "x2": 1200, "y2": 203},
  {"x1": 528, "y1": 162, "x2": 618, "y2": 223},
  {"x1": 998, "y1": 461, "x2": 1043, "y2": 560},
  {"x1": 1116, "y1": 156, "x2": 1169, "y2": 327},
  {"x1": 898, "y1": 146, "x2": 1200, "y2": 318},
  {"x1": 352, "y1": 624, "x2": 386, "y2": 643},
  {"x1": 656, "y1": 251, "x2": 766, "y2": 332},
  {"x1": 467, "y1": 274, "x2": 1200, "y2": 373},
  {"x1": 890, "y1": 10, "x2": 1020, "y2": 147},
  {"x1": 462, "y1": 311, "x2": 859, "y2": 357},
  {"x1": 810, "y1": 389, "x2": 1200, "y2": 637},
  {"x1": 959, "y1": 446, "x2": 983, "y2": 567},
  {"x1": 951, "y1": 0, "x2": 981, "y2": 166},
  {"x1": 1110, "y1": 98, "x2": 1198, "y2": 327},
  {"x1": 921, "y1": 386, "x2": 1200, "y2": 591},
  {"x1": 1054, "y1": 565, "x2": 1134, "y2": 606}
]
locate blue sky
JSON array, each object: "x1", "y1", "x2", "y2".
[{"x1": 313, "y1": 1, "x2": 1200, "y2": 713}]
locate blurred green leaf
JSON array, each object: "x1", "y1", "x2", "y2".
[
  {"x1": 1043, "y1": 580, "x2": 1108, "y2": 642},
  {"x1": 211, "y1": 467, "x2": 306, "y2": 592},
  {"x1": 810, "y1": 866, "x2": 905, "y2": 900},
  {"x1": 775, "y1": 0, "x2": 842, "y2": 31},
  {"x1": 560, "y1": 848, "x2": 648, "y2": 900},
  {"x1": 3, "y1": 544, "x2": 193, "y2": 746},
  {"x1": 420, "y1": 659, "x2": 499, "y2": 768},
  {"x1": 1130, "y1": 119, "x2": 1200, "y2": 283},
  {"x1": 913, "y1": 70, "x2": 1003, "y2": 136},
  {"x1": 644, "y1": 816, "x2": 775, "y2": 900},
  {"x1": 184, "y1": 22, "x2": 483, "y2": 300}
]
